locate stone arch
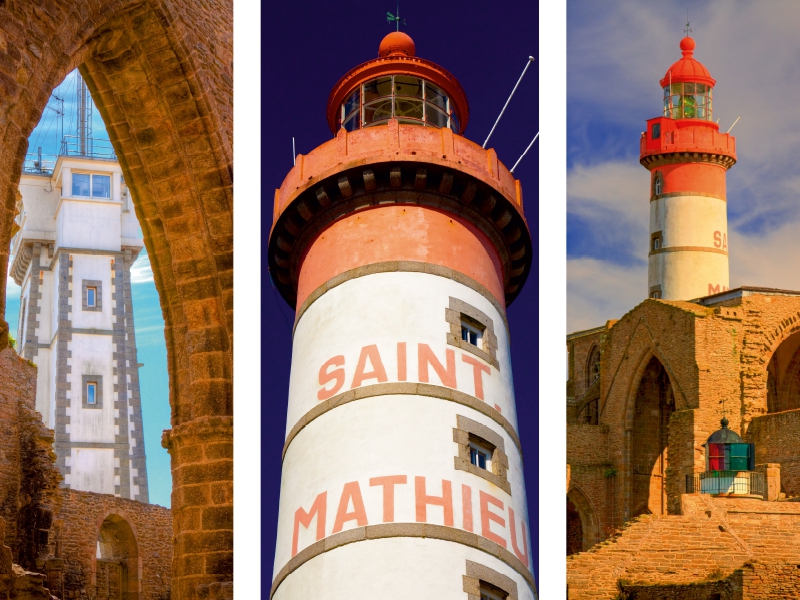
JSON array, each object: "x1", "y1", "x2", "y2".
[
  {"x1": 625, "y1": 352, "x2": 674, "y2": 517},
  {"x1": 585, "y1": 344, "x2": 600, "y2": 389},
  {"x1": 96, "y1": 512, "x2": 140, "y2": 600},
  {"x1": 566, "y1": 486, "x2": 600, "y2": 554},
  {"x1": 0, "y1": 4, "x2": 232, "y2": 599},
  {"x1": 766, "y1": 328, "x2": 800, "y2": 413}
]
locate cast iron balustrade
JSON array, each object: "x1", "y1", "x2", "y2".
[{"x1": 686, "y1": 470, "x2": 765, "y2": 497}]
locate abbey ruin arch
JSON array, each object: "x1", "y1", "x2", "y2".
[
  {"x1": 566, "y1": 486, "x2": 600, "y2": 554},
  {"x1": 765, "y1": 327, "x2": 800, "y2": 414},
  {"x1": 96, "y1": 512, "x2": 141, "y2": 600},
  {"x1": 617, "y1": 350, "x2": 676, "y2": 520},
  {"x1": 0, "y1": 2, "x2": 232, "y2": 599}
]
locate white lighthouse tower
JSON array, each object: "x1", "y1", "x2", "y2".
[
  {"x1": 268, "y1": 32, "x2": 536, "y2": 599},
  {"x1": 640, "y1": 35, "x2": 736, "y2": 301},
  {"x1": 10, "y1": 74, "x2": 149, "y2": 501}
]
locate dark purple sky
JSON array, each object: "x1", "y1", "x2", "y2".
[{"x1": 262, "y1": 0, "x2": 539, "y2": 586}]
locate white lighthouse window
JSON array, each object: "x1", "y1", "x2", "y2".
[
  {"x1": 461, "y1": 319, "x2": 484, "y2": 347},
  {"x1": 480, "y1": 582, "x2": 508, "y2": 600},
  {"x1": 87, "y1": 287, "x2": 97, "y2": 307},
  {"x1": 87, "y1": 382, "x2": 97, "y2": 405},
  {"x1": 654, "y1": 177, "x2": 662, "y2": 195},
  {"x1": 72, "y1": 173, "x2": 111, "y2": 199},
  {"x1": 469, "y1": 438, "x2": 494, "y2": 471}
]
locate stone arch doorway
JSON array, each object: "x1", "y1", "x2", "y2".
[
  {"x1": 566, "y1": 487, "x2": 600, "y2": 555},
  {"x1": 96, "y1": 514, "x2": 140, "y2": 600},
  {"x1": 767, "y1": 329, "x2": 800, "y2": 413},
  {"x1": 630, "y1": 356, "x2": 674, "y2": 517},
  {"x1": 0, "y1": 4, "x2": 232, "y2": 599}
]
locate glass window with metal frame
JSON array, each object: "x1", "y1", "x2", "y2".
[
  {"x1": 461, "y1": 318, "x2": 484, "y2": 347},
  {"x1": 340, "y1": 75, "x2": 460, "y2": 133},
  {"x1": 87, "y1": 382, "x2": 97, "y2": 405},
  {"x1": 479, "y1": 582, "x2": 508, "y2": 600},
  {"x1": 87, "y1": 287, "x2": 97, "y2": 307},
  {"x1": 72, "y1": 173, "x2": 111, "y2": 199},
  {"x1": 469, "y1": 438, "x2": 493, "y2": 471},
  {"x1": 663, "y1": 83, "x2": 713, "y2": 121}
]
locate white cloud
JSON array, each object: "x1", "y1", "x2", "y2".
[
  {"x1": 6, "y1": 276, "x2": 20, "y2": 299},
  {"x1": 568, "y1": 161, "x2": 650, "y2": 259},
  {"x1": 130, "y1": 252, "x2": 154, "y2": 284},
  {"x1": 568, "y1": 2, "x2": 800, "y2": 330},
  {"x1": 569, "y1": 2, "x2": 800, "y2": 229},
  {"x1": 567, "y1": 258, "x2": 646, "y2": 333}
]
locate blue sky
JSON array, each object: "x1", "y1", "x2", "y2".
[
  {"x1": 7, "y1": 69, "x2": 172, "y2": 507},
  {"x1": 567, "y1": 1, "x2": 800, "y2": 332}
]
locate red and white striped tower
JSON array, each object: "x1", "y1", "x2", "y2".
[
  {"x1": 640, "y1": 35, "x2": 737, "y2": 301},
  {"x1": 268, "y1": 32, "x2": 536, "y2": 600}
]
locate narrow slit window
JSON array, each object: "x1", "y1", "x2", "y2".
[
  {"x1": 87, "y1": 382, "x2": 97, "y2": 405},
  {"x1": 87, "y1": 286, "x2": 97, "y2": 307}
]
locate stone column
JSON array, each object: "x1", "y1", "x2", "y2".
[
  {"x1": 162, "y1": 415, "x2": 233, "y2": 600},
  {"x1": 757, "y1": 463, "x2": 781, "y2": 502}
]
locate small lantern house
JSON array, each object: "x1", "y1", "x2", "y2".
[{"x1": 695, "y1": 418, "x2": 758, "y2": 496}]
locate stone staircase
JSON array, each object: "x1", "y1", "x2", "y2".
[{"x1": 567, "y1": 495, "x2": 800, "y2": 599}]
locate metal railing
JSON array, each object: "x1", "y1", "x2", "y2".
[
  {"x1": 686, "y1": 470, "x2": 765, "y2": 497},
  {"x1": 59, "y1": 135, "x2": 116, "y2": 160},
  {"x1": 22, "y1": 136, "x2": 117, "y2": 174},
  {"x1": 22, "y1": 151, "x2": 59, "y2": 174}
]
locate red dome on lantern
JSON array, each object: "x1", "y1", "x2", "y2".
[
  {"x1": 378, "y1": 31, "x2": 416, "y2": 57},
  {"x1": 659, "y1": 36, "x2": 715, "y2": 87}
]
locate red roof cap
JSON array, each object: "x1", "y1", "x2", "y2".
[
  {"x1": 659, "y1": 36, "x2": 716, "y2": 88},
  {"x1": 379, "y1": 31, "x2": 415, "y2": 57}
]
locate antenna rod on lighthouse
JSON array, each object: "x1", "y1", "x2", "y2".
[
  {"x1": 76, "y1": 72, "x2": 92, "y2": 157},
  {"x1": 726, "y1": 116, "x2": 740, "y2": 134},
  {"x1": 510, "y1": 132, "x2": 539, "y2": 174},
  {"x1": 482, "y1": 56, "x2": 534, "y2": 149}
]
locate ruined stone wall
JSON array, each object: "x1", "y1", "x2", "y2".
[
  {"x1": 598, "y1": 300, "x2": 706, "y2": 524},
  {"x1": 736, "y1": 296, "x2": 800, "y2": 426},
  {"x1": 748, "y1": 408, "x2": 800, "y2": 497},
  {"x1": 0, "y1": 3, "x2": 233, "y2": 596},
  {"x1": 52, "y1": 489, "x2": 172, "y2": 600},
  {"x1": 568, "y1": 330, "x2": 605, "y2": 402},
  {"x1": 0, "y1": 347, "x2": 62, "y2": 570},
  {"x1": 567, "y1": 424, "x2": 610, "y2": 537}
]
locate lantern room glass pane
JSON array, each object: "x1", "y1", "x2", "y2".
[
  {"x1": 343, "y1": 111, "x2": 360, "y2": 132},
  {"x1": 394, "y1": 75, "x2": 422, "y2": 98},
  {"x1": 450, "y1": 112, "x2": 459, "y2": 134},
  {"x1": 426, "y1": 104, "x2": 448, "y2": 128},
  {"x1": 343, "y1": 89, "x2": 360, "y2": 121},
  {"x1": 729, "y1": 444, "x2": 750, "y2": 471},
  {"x1": 394, "y1": 97, "x2": 423, "y2": 120},
  {"x1": 707, "y1": 443, "x2": 726, "y2": 471},
  {"x1": 364, "y1": 98, "x2": 393, "y2": 125},
  {"x1": 363, "y1": 76, "x2": 392, "y2": 103},
  {"x1": 345, "y1": 76, "x2": 458, "y2": 133},
  {"x1": 425, "y1": 82, "x2": 448, "y2": 111}
]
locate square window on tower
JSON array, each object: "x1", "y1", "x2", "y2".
[
  {"x1": 461, "y1": 317, "x2": 484, "y2": 348},
  {"x1": 651, "y1": 231, "x2": 663, "y2": 252},
  {"x1": 480, "y1": 582, "x2": 508, "y2": 600},
  {"x1": 469, "y1": 436, "x2": 494, "y2": 471}
]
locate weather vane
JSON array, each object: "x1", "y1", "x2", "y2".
[
  {"x1": 684, "y1": 9, "x2": 691, "y2": 37},
  {"x1": 387, "y1": 3, "x2": 406, "y2": 31}
]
